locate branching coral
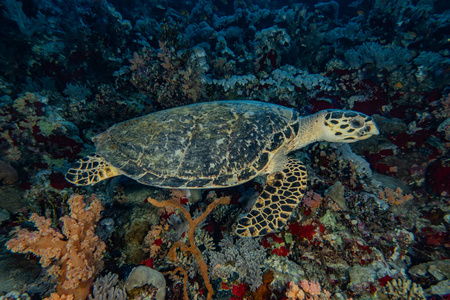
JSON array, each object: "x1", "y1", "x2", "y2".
[
  {"x1": 382, "y1": 278, "x2": 425, "y2": 299},
  {"x1": 208, "y1": 236, "x2": 267, "y2": 291},
  {"x1": 146, "y1": 195, "x2": 230, "y2": 300},
  {"x1": 6, "y1": 194, "x2": 106, "y2": 300},
  {"x1": 88, "y1": 273, "x2": 126, "y2": 300},
  {"x1": 344, "y1": 42, "x2": 412, "y2": 71}
]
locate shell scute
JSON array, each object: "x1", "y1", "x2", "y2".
[{"x1": 94, "y1": 101, "x2": 299, "y2": 188}]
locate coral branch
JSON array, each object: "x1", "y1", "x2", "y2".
[
  {"x1": 146, "y1": 195, "x2": 230, "y2": 300},
  {"x1": 6, "y1": 194, "x2": 106, "y2": 300},
  {"x1": 172, "y1": 267, "x2": 189, "y2": 300}
]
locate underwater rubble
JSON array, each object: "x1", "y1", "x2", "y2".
[{"x1": 0, "y1": 0, "x2": 449, "y2": 299}]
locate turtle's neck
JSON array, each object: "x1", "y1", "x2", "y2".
[{"x1": 287, "y1": 112, "x2": 325, "y2": 152}]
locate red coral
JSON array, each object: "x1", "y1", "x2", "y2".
[
  {"x1": 49, "y1": 172, "x2": 71, "y2": 190},
  {"x1": 425, "y1": 157, "x2": 450, "y2": 196},
  {"x1": 371, "y1": 162, "x2": 396, "y2": 175},
  {"x1": 289, "y1": 221, "x2": 325, "y2": 241},
  {"x1": 272, "y1": 246, "x2": 290, "y2": 256},
  {"x1": 32, "y1": 125, "x2": 47, "y2": 143},
  {"x1": 179, "y1": 196, "x2": 189, "y2": 205},
  {"x1": 231, "y1": 283, "x2": 247, "y2": 299},
  {"x1": 49, "y1": 135, "x2": 83, "y2": 159},
  {"x1": 388, "y1": 130, "x2": 433, "y2": 150},
  {"x1": 421, "y1": 227, "x2": 446, "y2": 246},
  {"x1": 350, "y1": 80, "x2": 387, "y2": 115},
  {"x1": 356, "y1": 242, "x2": 373, "y2": 254},
  {"x1": 257, "y1": 49, "x2": 278, "y2": 72},
  {"x1": 378, "y1": 275, "x2": 392, "y2": 287},
  {"x1": 141, "y1": 257, "x2": 154, "y2": 268},
  {"x1": 261, "y1": 233, "x2": 283, "y2": 248},
  {"x1": 20, "y1": 182, "x2": 32, "y2": 190},
  {"x1": 309, "y1": 98, "x2": 336, "y2": 113}
]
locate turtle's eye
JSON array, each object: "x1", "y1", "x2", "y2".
[{"x1": 350, "y1": 119, "x2": 363, "y2": 128}]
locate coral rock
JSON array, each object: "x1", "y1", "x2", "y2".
[
  {"x1": 124, "y1": 266, "x2": 165, "y2": 300},
  {"x1": 0, "y1": 160, "x2": 18, "y2": 185}
]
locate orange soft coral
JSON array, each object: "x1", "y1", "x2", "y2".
[
  {"x1": 6, "y1": 194, "x2": 106, "y2": 300},
  {"x1": 378, "y1": 187, "x2": 413, "y2": 206},
  {"x1": 44, "y1": 294, "x2": 74, "y2": 300}
]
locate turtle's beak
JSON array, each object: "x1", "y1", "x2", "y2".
[
  {"x1": 367, "y1": 121, "x2": 380, "y2": 136},
  {"x1": 367, "y1": 122, "x2": 380, "y2": 135},
  {"x1": 354, "y1": 121, "x2": 379, "y2": 141}
]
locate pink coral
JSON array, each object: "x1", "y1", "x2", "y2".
[
  {"x1": 302, "y1": 191, "x2": 323, "y2": 210},
  {"x1": 6, "y1": 194, "x2": 106, "y2": 300},
  {"x1": 286, "y1": 280, "x2": 331, "y2": 300},
  {"x1": 300, "y1": 280, "x2": 321, "y2": 296}
]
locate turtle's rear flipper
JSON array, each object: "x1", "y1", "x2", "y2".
[
  {"x1": 65, "y1": 155, "x2": 121, "y2": 186},
  {"x1": 236, "y1": 158, "x2": 307, "y2": 237}
]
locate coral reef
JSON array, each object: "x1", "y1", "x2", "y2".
[
  {"x1": 0, "y1": 0, "x2": 449, "y2": 298},
  {"x1": 382, "y1": 278, "x2": 426, "y2": 299},
  {"x1": 146, "y1": 194, "x2": 230, "y2": 300},
  {"x1": 377, "y1": 187, "x2": 413, "y2": 206},
  {"x1": 0, "y1": 291, "x2": 30, "y2": 300},
  {"x1": 208, "y1": 236, "x2": 267, "y2": 291},
  {"x1": 127, "y1": 42, "x2": 207, "y2": 108},
  {"x1": 88, "y1": 273, "x2": 126, "y2": 300},
  {"x1": 286, "y1": 280, "x2": 331, "y2": 300},
  {"x1": 124, "y1": 266, "x2": 164, "y2": 300},
  {"x1": 6, "y1": 194, "x2": 105, "y2": 299}
]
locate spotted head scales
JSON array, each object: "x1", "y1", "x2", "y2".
[{"x1": 65, "y1": 100, "x2": 378, "y2": 237}]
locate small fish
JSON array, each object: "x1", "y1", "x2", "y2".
[{"x1": 394, "y1": 82, "x2": 403, "y2": 89}]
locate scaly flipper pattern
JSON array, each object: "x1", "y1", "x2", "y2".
[
  {"x1": 65, "y1": 154, "x2": 121, "y2": 185},
  {"x1": 236, "y1": 158, "x2": 307, "y2": 237}
]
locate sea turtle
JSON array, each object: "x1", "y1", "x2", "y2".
[{"x1": 66, "y1": 100, "x2": 379, "y2": 237}]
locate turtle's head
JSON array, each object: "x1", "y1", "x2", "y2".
[{"x1": 318, "y1": 110, "x2": 379, "y2": 143}]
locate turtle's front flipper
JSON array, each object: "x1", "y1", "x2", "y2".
[
  {"x1": 236, "y1": 158, "x2": 307, "y2": 237},
  {"x1": 65, "y1": 154, "x2": 121, "y2": 186}
]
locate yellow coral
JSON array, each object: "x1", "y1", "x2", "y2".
[{"x1": 383, "y1": 278, "x2": 425, "y2": 299}]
